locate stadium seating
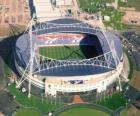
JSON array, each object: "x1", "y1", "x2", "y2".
[{"x1": 37, "y1": 34, "x2": 100, "y2": 46}]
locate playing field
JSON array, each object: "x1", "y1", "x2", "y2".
[
  {"x1": 59, "y1": 107, "x2": 109, "y2": 116},
  {"x1": 15, "y1": 108, "x2": 41, "y2": 116},
  {"x1": 39, "y1": 45, "x2": 97, "y2": 60}
]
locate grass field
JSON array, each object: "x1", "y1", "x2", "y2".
[
  {"x1": 78, "y1": 0, "x2": 127, "y2": 30},
  {"x1": 39, "y1": 45, "x2": 86, "y2": 60},
  {"x1": 97, "y1": 92, "x2": 128, "y2": 110},
  {"x1": 59, "y1": 107, "x2": 109, "y2": 116},
  {"x1": 78, "y1": 0, "x2": 112, "y2": 13},
  {"x1": 119, "y1": 0, "x2": 140, "y2": 11},
  {"x1": 15, "y1": 108, "x2": 41, "y2": 116},
  {"x1": 8, "y1": 84, "x2": 63, "y2": 114}
]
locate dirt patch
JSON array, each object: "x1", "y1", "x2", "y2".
[
  {"x1": 129, "y1": 70, "x2": 140, "y2": 91},
  {"x1": 126, "y1": 105, "x2": 140, "y2": 116},
  {"x1": 0, "y1": 26, "x2": 10, "y2": 36},
  {"x1": 0, "y1": 25, "x2": 26, "y2": 37}
]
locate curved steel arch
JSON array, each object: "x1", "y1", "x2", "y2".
[{"x1": 32, "y1": 51, "x2": 115, "y2": 75}]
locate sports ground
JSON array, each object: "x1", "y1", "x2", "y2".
[
  {"x1": 59, "y1": 107, "x2": 109, "y2": 116},
  {"x1": 39, "y1": 45, "x2": 98, "y2": 60},
  {"x1": 15, "y1": 107, "x2": 109, "y2": 116},
  {"x1": 39, "y1": 45, "x2": 85, "y2": 60}
]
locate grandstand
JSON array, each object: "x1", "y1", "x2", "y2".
[{"x1": 14, "y1": 18, "x2": 126, "y2": 102}]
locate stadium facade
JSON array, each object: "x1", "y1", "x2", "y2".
[{"x1": 15, "y1": 18, "x2": 124, "y2": 97}]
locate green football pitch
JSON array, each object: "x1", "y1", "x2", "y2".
[
  {"x1": 59, "y1": 107, "x2": 109, "y2": 116},
  {"x1": 39, "y1": 45, "x2": 86, "y2": 60}
]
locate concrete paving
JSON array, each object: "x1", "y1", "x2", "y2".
[
  {"x1": 0, "y1": 89, "x2": 19, "y2": 115},
  {"x1": 123, "y1": 31, "x2": 140, "y2": 71}
]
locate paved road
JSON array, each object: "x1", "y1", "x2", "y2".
[
  {"x1": 122, "y1": 31, "x2": 140, "y2": 71},
  {"x1": 122, "y1": 31, "x2": 140, "y2": 106},
  {"x1": 0, "y1": 57, "x2": 7, "y2": 89},
  {"x1": 0, "y1": 89, "x2": 19, "y2": 115}
]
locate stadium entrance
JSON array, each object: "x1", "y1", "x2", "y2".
[{"x1": 46, "y1": 89, "x2": 97, "y2": 103}]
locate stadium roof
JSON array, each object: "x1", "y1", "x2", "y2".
[
  {"x1": 48, "y1": 18, "x2": 83, "y2": 24},
  {"x1": 15, "y1": 18, "x2": 123, "y2": 76}
]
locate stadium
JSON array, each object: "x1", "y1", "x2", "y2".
[{"x1": 14, "y1": 18, "x2": 124, "y2": 101}]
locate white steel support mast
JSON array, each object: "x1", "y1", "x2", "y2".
[{"x1": 28, "y1": 18, "x2": 34, "y2": 98}]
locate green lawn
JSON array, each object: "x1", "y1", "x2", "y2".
[
  {"x1": 78, "y1": 0, "x2": 112, "y2": 13},
  {"x1": 59, "y1": 107, "x2": 109, "y2": 116},
  {"x1": 102, "y1": 9, "x2": 128, "y2": 30},
  {"x1": 119, "y1": 0, "x2": 140, "y2": 11},
  {"x1": 97, "y1": 92, "x2": 128, "y2": 110},
  {"x1": 78, "y1": 0, "x2": 127, "y2": 30},
  {"x1": 15, "y1": 108, "x2": 41, "y2": 116},
  {"x1": 39, "y1": 45, "x2": 86, "y2": 60},
  {"x1": 8, "y1": 84, "x2": 63, "y2": 114}
]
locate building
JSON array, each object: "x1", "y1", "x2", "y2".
[
  {"x1": 0, "y1": 0, "x2": 30, "y2": 26},
  {"x1": 14, "y1": 18, "x2": 126, "y2": 102}
]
